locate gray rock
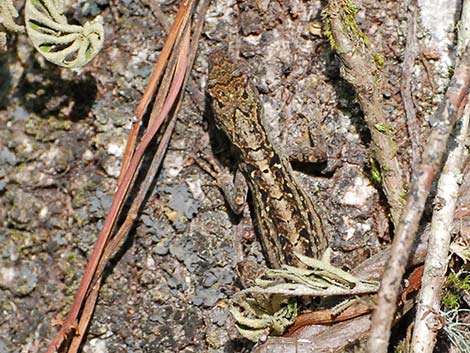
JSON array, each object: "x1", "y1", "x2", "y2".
[{"x1": 0, "y1": 260, "x2": 38, "y2": 296}]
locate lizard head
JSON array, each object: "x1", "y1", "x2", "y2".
[
  {"x1": 206, "y1": 49, "x2": 267, "y2": 151},
  {"x1": 207, "y1": 49, "x2": 249, "y2": 110}
]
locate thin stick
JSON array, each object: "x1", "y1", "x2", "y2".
[
  {"x1": 409, "y1": 1, "x2": 470, "y2": 350},
  {"x1": 55, "y1": 0, "x2": 211, "y2": 349},
  {"x1": 401, "y1": 2, "x2": 421, "y2": 170},
  {"x1": 410, "y1": 96, "x2": 469, "y2": 353},
  {"x1": 457, "y1": 0, "x2": 470, "y2": 61}
]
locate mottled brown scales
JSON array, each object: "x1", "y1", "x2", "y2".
[{"x1": 207, "y1": 50, "x2": 328, "y2": 268}]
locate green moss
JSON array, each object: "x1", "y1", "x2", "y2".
[
  {"x1": 372, "y1": 52, "x2": 385, "y2": 69},
  {"x1": 448, "y1": 66, "x2": 455, "y2": 77},
  {"x1": 449, "y1": 272, "x2": 470, "y2": 291},
  {"x1": 62, "y1": 251, "x2": 84, "y2": 297},
  {"x1": 442, "y1": 292, "x2": 461, "y2": 310},
  {"x1": 66, "y1": 251, "x2": 78, "y2": 262},
  {"x1": 322, "y1": 12, "x2": 336, "y2": 50},
  {"x1": 323, "y1": 0, "x2": 387, "y2": 80},
  {"x1": 370, "y1": 159, "x2": 382, "y2": 185},
  {"x1": 71, "y1": 187, "x2": 87, "y2": 208},
  {"x1": 442, "y1": 272, "x2": 470, "y2": 310},
  {"x1": 374, "y1": 123, "x2": 391, "y2": 134},
  {"x1": 322, "y1": 0, "x2": 368, "y2": 51},
  {"x1": 399, "y1": 185, "x2": 408, "y2": 206},
  {"x1": 344, "y1": 4, "x2": 368, "y2": 44},
  {"x1": 393, "y1": 340, "x2": 404, "y2": 353}
]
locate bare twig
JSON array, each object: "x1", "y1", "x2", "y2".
[
  {"x1": 285, "y1": 300, "x2": 374, "y2": 336},
  {"x1": 366, "y1": 45, "x2": 470, "y2": 353},
  {"x1": 409, "y1": 2, "x2": 470, "y2": 349},
  {"x1": 410, "y1": 94, "x2": 470, "y2": 353},
  {"x1": 253, "y1": 316, "x2": 372, "y2": 353},
  {"x1": 401, "y1": 2, "x2": 421, "y2": 170},
  {"x1": 323, "y1": 0, "x2": 405, "y2": 225},
  {"x1": 89, "y1": 0, "x2": 210, "y2": 291},
  {"x1": 70, "y1": 30, "x2": 192, "y2": 353}
]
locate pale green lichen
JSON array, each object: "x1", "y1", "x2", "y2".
[
  {"x1": 1, "y1": 0, "x2": 104, "y2": 67},
  {"x1": 231, "y1": 253, "x2": 379, "y2": 342},
  {"x1": 25, "y1": 0, "x2": 104, "y2": 67},
  {"x1": 441, "y1": 308, "x2": 470, "y2": 353},
  {"x1": 0, "y1": 0, "x2": 25, "y2": 33}
]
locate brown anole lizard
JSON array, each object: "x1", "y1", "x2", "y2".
[{"x1": 206, "y1": 49, "x2": 329, "y2": 269}]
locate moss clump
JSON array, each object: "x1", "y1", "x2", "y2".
[
  {"x1": 372, "y1": 52, "x2": 385, "y2": 69},
  {"x1": 322, "y1": 0, "x2": 369, "y2": 52},
  {"x1": 374, "y1": 123, "x2": 391, "y2": 134},
  {"x1": 369, "y1": 159, "x2": 382, "y2": 185},
  {"x1": 442, "y1": 272, "x2": 470, "y2": 310}
]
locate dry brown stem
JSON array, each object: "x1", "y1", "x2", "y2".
[{"x1": 43, "y1": 0, "x2": 209, "y2": 351}]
